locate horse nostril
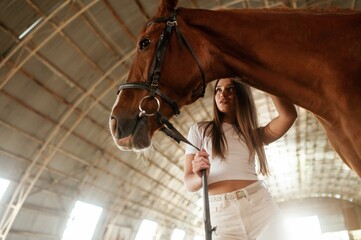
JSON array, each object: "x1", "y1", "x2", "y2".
[
  {"x1": 110, "y1": 114, "x2": 139, "y2": 140},
  {"x1": 110, "y1": 116, "x2": 119, "y2": 137}
]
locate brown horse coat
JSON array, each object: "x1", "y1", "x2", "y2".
[{"x1": 110, "y1": 0, "x2": 361, "y2": 177}]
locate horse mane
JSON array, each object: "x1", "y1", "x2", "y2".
[
  {"x1": 224, "y1": 6, "x2": 361, "y2": 15},
  {"x1": 154, "y1": 0, "x2": 360, "y2": 19},
  {"x1": 156, "y1": 0, "x2": 179, "y2": 17}
]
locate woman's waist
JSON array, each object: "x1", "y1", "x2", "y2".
[{"x1": 208, "y1": 179, "x2": 259, "y2": 195}]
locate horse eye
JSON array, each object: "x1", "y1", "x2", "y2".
[{"x1": 139, "y1": 38, "x2": 151, "y2": 51}]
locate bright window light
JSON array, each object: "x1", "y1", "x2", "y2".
[
  {"x1": 62, "y1": 201, "x2": 103, "y2": 240},
  {"x1": 171, "y1": 228, "x2": 185, "y2": 240},
  {"x1": 286, "y1": 215, "x2": 321, "y2": 240},
  {"x1": 350, "y1": 229, "x2": 361, "y2": 239},
  {"x1": 321, "y1": 230, "x2": 349, "y2": 240},
  {"x1": 135, "y1": 219, "x2": 158, "y2": 240},
  {"x1": 194, "y1": 235, "x2": 203, "y2": 240},
  {"x1": 0, "y1": 178, "x2": 10, "y2": 201}
]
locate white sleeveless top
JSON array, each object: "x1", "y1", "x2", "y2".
[{"x1": 185, "y1": 122, "x2": 259, "y2": 185}]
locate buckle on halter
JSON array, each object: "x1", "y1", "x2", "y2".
[{"x1": 166, "y1": 20, "x2": 177, "y2": 27}]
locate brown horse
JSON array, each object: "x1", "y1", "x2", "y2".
[{"x1": 109, "y1": 0, "x2": 361, "y2": 177}]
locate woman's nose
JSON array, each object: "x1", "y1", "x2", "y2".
[{"x1": 220, "y1": 90, "x2": 228, "y2": 97}]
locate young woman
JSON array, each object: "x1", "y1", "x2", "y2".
[{"x1": 184, "y1": 78, "x2": 297, "y2": 240}]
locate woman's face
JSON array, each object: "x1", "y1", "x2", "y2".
[{"x1": 215, "y1": 78, "x2": 236, "y2": 121}]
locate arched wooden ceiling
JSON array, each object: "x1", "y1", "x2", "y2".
[{"x1": 0, "y1": 0, "x2": 360, "y2": 239}]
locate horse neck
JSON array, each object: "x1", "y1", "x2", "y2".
[{"x1": 177, "y1": 8, "x2": 360, "y2": 113}]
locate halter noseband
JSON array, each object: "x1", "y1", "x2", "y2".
[{"x1": 117, "y1": 10, "x2": 206, "y2": 117}]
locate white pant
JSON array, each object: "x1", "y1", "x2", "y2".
[{"x1": 208, "y1": 181, "x2": 289, "y2": 240}]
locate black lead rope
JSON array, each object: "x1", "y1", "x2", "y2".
[{"x1": 158, "y1": 113, "x2": 216, "y2": 240}]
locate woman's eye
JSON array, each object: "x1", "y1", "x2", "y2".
[{"x1": 139, "y1": 38, "x2": 151, "y2": 50}]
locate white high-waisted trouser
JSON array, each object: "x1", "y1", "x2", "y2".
[{"x1": 208, "y1": 181, "x2": 289, "y2": 240}]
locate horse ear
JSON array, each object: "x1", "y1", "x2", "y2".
[{"x1": 156, "y1": 0, "x2": 178, "y2": 17}]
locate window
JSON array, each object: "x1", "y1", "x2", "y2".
[
  {"x1": 171, "y1": 228, "x2": 185, "y2": 240},
  {"x1": 135, "y1": 219, "x2": 158, "y2": 240},
  {"x1": 62, "y1": 201, "x2": 103, "y2": 240},
  {"x1": 321, "y1": 231, "x2": 349, "y2": 240},
  {"x1": 286, "y1": 215, "x2": 321, "y2": 240},
  {"x1": 0, "y1": 178, "x2": 10, "y2": 201}
]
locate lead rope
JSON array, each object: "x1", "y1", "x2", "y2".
[{"x1": 158, "y1": 113, "x2": 216, "y2": 240}]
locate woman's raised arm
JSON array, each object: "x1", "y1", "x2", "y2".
[{"x1": 261, "y1": 95, "x2": 298, "y2": 145}]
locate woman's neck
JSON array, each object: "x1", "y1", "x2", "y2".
[{"x1": 222, "y1": 115, "x2": 236, "y2": 124}]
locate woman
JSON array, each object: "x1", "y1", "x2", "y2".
[{"x1": 184, "y1": 78, "x2": 297, "y2": 240}]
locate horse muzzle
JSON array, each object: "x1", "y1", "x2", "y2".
[{"x1": 109, "y1": 114, "x2": 151, "y2": 151}]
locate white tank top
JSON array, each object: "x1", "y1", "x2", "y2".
[{"x1": 185, "y1": 122, "x2": 259, "y2": 185}]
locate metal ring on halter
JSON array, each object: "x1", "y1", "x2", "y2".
[{"x1": 138, "y1": 95, "x2": 160, "y2": 117}]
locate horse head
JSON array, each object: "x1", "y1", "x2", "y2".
[{"x1": 109, "y1": 0, "x2": 206, "y2": 151}]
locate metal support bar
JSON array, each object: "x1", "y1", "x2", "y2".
[{"x1": 202, "y1": 169, "x2": 213, "y2": 240}]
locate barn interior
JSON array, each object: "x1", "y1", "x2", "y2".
[{"x1": 0, "y1": 0, "x2": 361, "y2": 239}]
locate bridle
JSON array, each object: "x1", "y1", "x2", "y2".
[
  {"x1": 118, "y1": 10, "x2": 206, "y2": 116},
  {"x1": 117, "y1": 10, "x2": 206, "y2": 148},
  {"x1": 117, "y1": 11, "x2": 214, "y2": 238},
  {"x1": 116, "y1": 10, "x2": 215, "y2": 239}
]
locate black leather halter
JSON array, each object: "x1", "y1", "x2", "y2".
[
  {"x1": 118, "y1": 11, "x2": 205, "y2": 117},
  {"x1": 117, "y1": 12, "x2": 214, "y2": 238},
  {"x1": 117, "y1": 10, "x2": 205, "y2": 149}
]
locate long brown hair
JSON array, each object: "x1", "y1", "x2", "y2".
[{"x1": 203, "y1": 78, "x2": 270, "y2": 176}]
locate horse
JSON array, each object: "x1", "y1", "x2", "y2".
[{"x1": 109, "y1": 0, "x2": 361, "y2": 178}]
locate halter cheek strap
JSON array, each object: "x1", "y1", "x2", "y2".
[
  {"x1": 117, "y1": 10, "x2": 207, "y2": 150},
  {"x1": 117, "y1": 9, "x2": 206, "y2": 117}
]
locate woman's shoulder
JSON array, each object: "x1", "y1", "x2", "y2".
[
  {"x1": 188, "y1": 121, "x2": 212, "y2": 133},
  {"x1": 193, "y1": 121, "x2": 212, "y2": 129}
]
